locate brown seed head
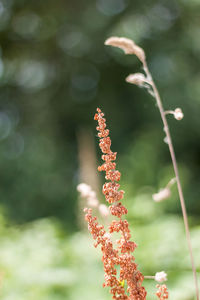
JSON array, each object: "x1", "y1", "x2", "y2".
[{"x1": 105, "y1": 36, "x2": 146, "y2": 63}]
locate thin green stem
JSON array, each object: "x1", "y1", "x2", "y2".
[{"x1": 143, "y1": 60, "x2": 199, "y2": 300}]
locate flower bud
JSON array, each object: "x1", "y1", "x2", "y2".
[
  {"x1": 174, "y1": 108, "x2": 184, "y2": 120},
  {"x1": 155, "y1": 271, "x2": 167, "y2": 283}
]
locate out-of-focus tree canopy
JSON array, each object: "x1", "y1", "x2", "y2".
[{"x1": 0, "y1": 0, "x2": 200, "y2": 231}]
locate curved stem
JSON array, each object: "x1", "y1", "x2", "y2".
[
  {"x1": 164, "y1": 110, "x2": 175, "y2": 116},
  {"x1": 143, "y1": 60, "x2": 199, "y2": 300}
]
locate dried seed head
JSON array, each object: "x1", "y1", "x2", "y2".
[
  {"x1": 105, "y1": 36, "x2": 145, "y2": 63},
  {"x1": 155, "y1": 271, "x2": 168, "y2": 283},
  {"x1": 152, "y1": 188, "x2": 171, "y2": 202},
  {"x1": 174, "y1": 108, "x2": 184, "y2": 120},
  {"x1": 83, "y1": 108, "x2": 147, "y2": 300},
  {"x1": 156, "y1": 284, "x2": 169, "y2": 300},
  {"x1": 126, "y1": 73, "x2": 147, "y2": 87}
]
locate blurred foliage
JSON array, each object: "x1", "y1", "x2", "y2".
[
  {"x1": 0, "y1": 210, "x2": 199, "y2": 300},
  {"x1": 0, "y1": 0, "x2": 200, "y2": 299},
  {"x1": 0, "y1": 0, "x2": 200, "y2": 225}
]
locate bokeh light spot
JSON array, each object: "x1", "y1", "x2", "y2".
[
  {"x1": 3, "y1": 133, "x2": 24, "y2": 159},
  {"x1": 71, "y1": 64, "x2": 99, "y2": 91},
  {"x1": 12, "y1": 13, "x2": 40, "y2": 38},
  {"x1": 96, "y1": 0, "x2": 128, "y2": 16},
  {"x1": 58, "y1": 28, "x2": 91, "y2": 58},
  {"x1": 16, "y1": 60, "x2": 53, "y2": 91},
  {"x1": 0, "y1": 2, "x2": 5, "y2": 16},
  {"x1": 70, "y1": 64, "x2": 99, "y2": 102},
  {"x1": 0, "y1": 57, "x2": 4, "y2": 77},
  {"x1": 0, "y1": 112, "x2": 12, "y2": 140}
]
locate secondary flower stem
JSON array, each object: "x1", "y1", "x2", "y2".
[
  {"x1": 143, "y1": 60, "x2": 199, "y2": 300},
  {"x1": 164, "y1": 110, "x2": 175, "y2": 115},
  {"x1": 144, "y1": 276, "x2": 155, "y2": 279}
]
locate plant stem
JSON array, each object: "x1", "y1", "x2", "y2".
[
  {"x1": 143, "y1": 60, "x2": 199, "y2": 300},
  {"x1": 144, "y1": 276, "x2": 155, "y2": 280}
]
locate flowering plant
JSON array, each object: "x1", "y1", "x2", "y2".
[
  {"x1": 78, "y1": 36, "x2": 199, "y2": 300},
  {"x1": 78, "y1": 108, "x2": 168, "y2": 300}
]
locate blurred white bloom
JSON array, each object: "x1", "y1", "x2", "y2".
[
  {"x1": 174, "y1": 108, "x2": 184, "y2": 120},
  {"x1": 87, "y1": 197, "x2": 99, "y2": 208},
  {"x1": 99, "y1": 204, "x2": 109, "y2": 217},
  {"x1": 88, "y1": 190, "x2": 96, "y2": 199},
  {"x1": 77, "y1": 183, "x2": 92, "y2": 198},
  {"x1": 77, "y1": 183, "x2": 99, "y2": 207},
  {"x1": 155, "y1": 271, "x2": 167, "y2": 282},
  {"x1": 152, "y1": 188, "x2": 171, "y2": 202},
  {"x1": 104, "y1": 232, "x2": 111, "y2": 239}
]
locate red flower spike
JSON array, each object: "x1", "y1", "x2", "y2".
[
  {"x1": 83, "y1": 108, "x2": 147, "y2": 300},
  {"x1": 156, "y1": 285, "x2": 169, "y2": 300}
]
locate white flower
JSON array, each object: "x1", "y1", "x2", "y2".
[
  {"x1": 77, "y1": 183, "x2": 92, "y2": 198},
  {"x1": 87, "y1": 197, "x2": 99, "y2": 208},
  {"x1": 174, "y1": 108, "x2": 184, "y2": 120},
  {"x1": 99, "y1": 204, "x2": 109, "y2": 217},
  {"x1": 155, "y1": 271, "x2": 167, "y2": 282},
  {"x1": 77, "y1": 183, "x2": 99, "y2": 207}
]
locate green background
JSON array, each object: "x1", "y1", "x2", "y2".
[{"x1": 0, "y1": 0, "x2": 200, "y2": 299}]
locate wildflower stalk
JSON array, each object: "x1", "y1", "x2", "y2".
[
  {"x1": 143, "y1": 60, "x2": 199, "y2": 300},
  {"x1": 105, "y1": 36, "x2": 199, "y2": 300},
  {"x1": 81, "y1": 108, "x2": 147, "y2": 300}
]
